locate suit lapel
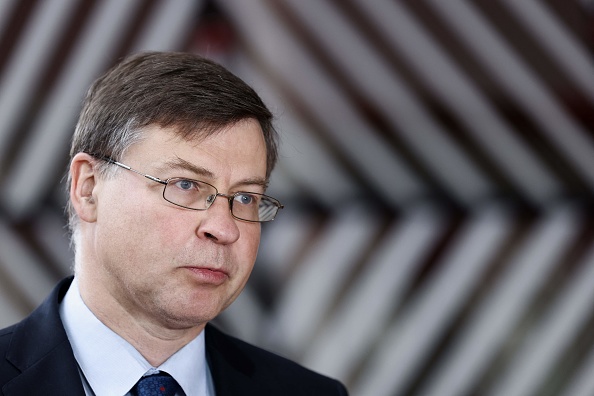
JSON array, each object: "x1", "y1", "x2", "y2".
[
  {"x1": 2, "y1": 277, "x2": 85, "y2": 396},
  {"x1": 205, "y1": 324, "x2": 275, "y2": 396}
]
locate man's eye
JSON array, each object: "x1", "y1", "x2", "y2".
[
  {"x1": 235, "y1": 193, "x2": 257, "y2": 205},
  {"x1": 173, "y1": 179, "x2": 198, "y2": 191}
]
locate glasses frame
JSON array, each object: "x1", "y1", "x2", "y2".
[{"x1": 92, "y1": 154, "x2": 283, "y2": 223}]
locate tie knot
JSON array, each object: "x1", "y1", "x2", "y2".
[{"x1": 134, "y1": 372, "x2": 181, "y2": 396}]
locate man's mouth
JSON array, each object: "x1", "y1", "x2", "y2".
[{"x1": 182, "y1": 266, "x2": 229, "y2": 285}]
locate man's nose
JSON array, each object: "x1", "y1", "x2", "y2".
[{"x1": 196, "y1": 194, "x2": 240, "y2": 244}]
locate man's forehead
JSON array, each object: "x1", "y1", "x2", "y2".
[
  {"x1": 142, "y1": 121, "x2": 264, "y2": 147},
  {"x1": 130, "y1": 121, "x2": 266, "y2": 166}
]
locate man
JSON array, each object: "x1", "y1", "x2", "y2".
[{"x1": 0, "y1": 52, "x2": 348, "y2": 395}]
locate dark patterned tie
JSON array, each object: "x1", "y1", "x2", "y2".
[{"x1": 133, "y1": 372, "x2": 181, "y2": 396}]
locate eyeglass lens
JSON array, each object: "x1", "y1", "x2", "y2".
[{"x1": 163, "y1": 178, "x2": 279, "y2": 222}]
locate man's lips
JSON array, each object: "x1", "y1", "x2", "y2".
[{"x1": 182, "y1": 266, "x2": 229, "y2": 285}]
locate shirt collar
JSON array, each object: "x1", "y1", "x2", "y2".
[{"x1": 59, "y1": 277, "x2": 210, "y2": 396}]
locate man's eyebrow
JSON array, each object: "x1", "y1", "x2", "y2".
[
  {"x1": 236, "y1": 177, "x2": 269, "y2": 191},
  {"x1": 159, "y1": 157, "x2": 215, "y2": 179},
  {"x1": 160, "y1": 156, "x2": 269, "y2": 190}
]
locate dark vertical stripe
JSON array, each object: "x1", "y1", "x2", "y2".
[{"x1": 0, "y1": 0, "x2": 37, "y2": 77}]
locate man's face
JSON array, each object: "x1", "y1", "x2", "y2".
[{"x1": 84, "y1": 119, "x2": 267, "y2": 330}]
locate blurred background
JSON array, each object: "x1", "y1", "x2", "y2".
[{"x1": 0, "y1": 0, "x2": 593, "y2": 395}]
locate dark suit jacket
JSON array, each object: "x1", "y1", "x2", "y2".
[{"x1": 0, "y1": 277, "x2": 348, "y2": 395}]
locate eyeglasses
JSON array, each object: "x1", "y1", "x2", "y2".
[{"x1": 93, "y1": 155, "x2": 283, "y2": 223}]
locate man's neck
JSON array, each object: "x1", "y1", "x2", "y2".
[{"x1": 77, "y1": 271, "x2": 205, "y2": 367}]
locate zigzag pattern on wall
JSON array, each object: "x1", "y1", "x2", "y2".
[{"x1": 0, "y1": 1, "x2": 593, "y2": 395}]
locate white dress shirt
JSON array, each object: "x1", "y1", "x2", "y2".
[{"x1": 59, "y1": 277, "x2": 215, "y2": 396}]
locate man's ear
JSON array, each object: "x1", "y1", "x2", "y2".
[{"x1": 70, "y1": 153, "x2": 99, "y2": 223}]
